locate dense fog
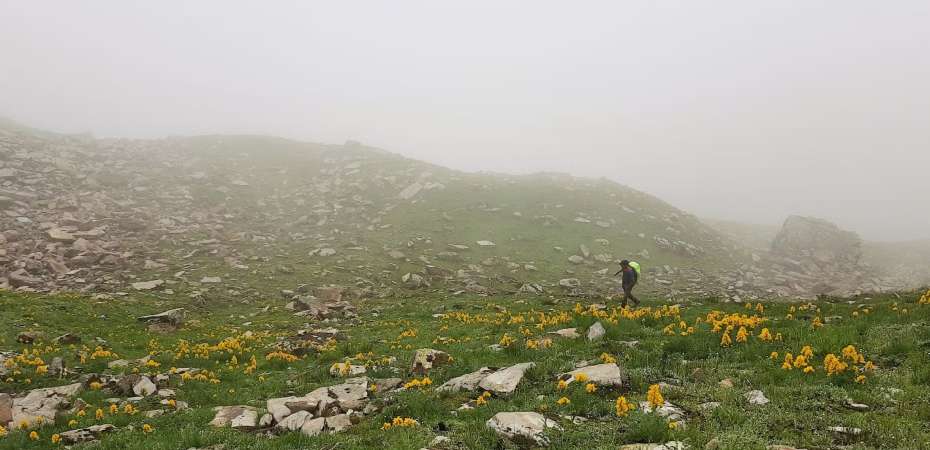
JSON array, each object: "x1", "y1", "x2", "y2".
[{"x1": 2, "y1": 1, "x2": 928, "y2": 240}]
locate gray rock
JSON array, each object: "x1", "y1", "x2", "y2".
[
  {"x1": 301, "y1": 417, "x2": 326, "y2": 436},
  {"x1": 745, "y1": 390, "x2": 769, "y2": 406},
  {"x1": 479, "y1": 363, "x2": 534, "y2": 396},
  {"x1": 411, "y1": 348, "x2": 451, "y2": 374},
  {"x1": 131, "y1": 279, "x2": 164, "y2": 291},
  {"x1": 9, "y1": 383, "x2": 82, "y2": 429},
  {"x1": 276, "y1": 410, "x2": 311, "y2": 431},
  {"x1": 137, "y1": 308, "x2": 185, "y2": 326},
  {"x1": 58, "y1": 424, "x2": 115, "y2": 444},
  {"x1": 560, "y1": 363, "x2": 624, "y2": 387},
  {"x1": 437, "y1": 367, "x2": 496, "y2": 393},
  {"x1": 325, "y1": 413, "x2": 353, "y2": 433},
  {"x1": 486, "y1": 412, "x2": 561, "y2": 447},
  {"x1": 549, "y1": 328, "x2": 580, "y2": 339},
  {"x1": 587, "y1": 321, "x2": 606, "y2": 341},
  {"x1": 209, "y1": 406, "x2": 258, "y2": 430}
]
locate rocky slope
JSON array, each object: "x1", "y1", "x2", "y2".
[{"x1": 0, "y1": 120, "x2": 909, "y2": 301}]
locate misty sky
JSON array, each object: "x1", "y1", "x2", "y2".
[{"x1": 2, "y1": 1, "x2": 928, "y2": 241}]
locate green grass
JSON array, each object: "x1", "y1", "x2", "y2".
[{"x1": 1, "y1": 289, "x2": 929, "y2": 449}]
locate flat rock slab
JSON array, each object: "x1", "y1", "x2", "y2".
[
  {"x1": 560, "y1": 363, "x2": 624, "y2": 387},
  {"x1": 479, "y1": 363, "x2": 535, "y2": 396},
  {"x1": 619, "y1": 443, "x2": 687, "y2": 450},
  {"x1": 9, "y1": 382, "x2": 82, "y2": 429},
  {"x1": 550, "y1": 328, "x2": 580, "y2": 339},
  {"x1": 486, "y1": 412, "x2": 561, "y2": 447},
  {"x1": 209, "y1": 406, "x2": 258, "y2": 430},
  {"x1": 137, "y1": 308, "x2": 185, "y2": 325},
  {"x1": 59, "y1": 424, "x2": 115, "y2": 444},
  {"x1": 132, "y1": 280, "x2": 164, "y2": 291},
  {"x1": 437, "y1": 367, "x2": 497, "y2": 393}
]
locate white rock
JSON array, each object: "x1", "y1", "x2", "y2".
[{"x1": 132, "y1": 377, "x2": 157, "y2": 397}]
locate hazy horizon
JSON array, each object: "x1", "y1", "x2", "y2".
[{"x1": 2, "y1": 1, "x2": 928, "y2": 241}]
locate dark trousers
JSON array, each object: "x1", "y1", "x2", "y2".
[{"x1": 622, "y1": 284, "x2": 640, "y2": 307}]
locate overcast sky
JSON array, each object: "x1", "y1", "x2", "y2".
[{"x1": 2, "y1": 1, "x2": 928, "y2": 241}]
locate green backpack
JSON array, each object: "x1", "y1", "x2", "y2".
[{"x1": 629, "y1": 261, "x2": 641, "y2": 277}]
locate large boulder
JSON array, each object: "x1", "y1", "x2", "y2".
[{"x1": 772, "y1": 216, "x2": 861, "y2": 266}]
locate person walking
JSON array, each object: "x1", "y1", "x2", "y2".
[{"x1": 614, "y1": 259, "x2": 640, "y2": 307}]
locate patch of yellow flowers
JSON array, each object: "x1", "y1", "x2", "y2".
[
  {"x1": 381, "y1": 417, "x2": 418, "y2": 430},
  {"x1": 265, "y1": 350, "x2": 299, "y2": 363},
  {"x1": 403, "y1": 376, "x2": 432, "y2": 389},
  {"x1": 919, "y1": 289, "x2": 930, "y2": 305}
]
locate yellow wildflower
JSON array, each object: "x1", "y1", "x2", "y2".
[
  {"x1": 720, "y1": 330, "x2": 732, "y2": 347},
  {"x1": 615, "y1": 396, "x2": 633, "y2": 417},
  {"x1": 647, "y1": 384, "x2": 664, "y2": 408}
]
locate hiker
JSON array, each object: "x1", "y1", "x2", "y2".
[{"x1": 614, "y1": 259, "x2": 640, "y2": 307}]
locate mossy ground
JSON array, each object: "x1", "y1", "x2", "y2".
[{"x1": 2, "y1": 289, "x2": 929, "y2": 450}]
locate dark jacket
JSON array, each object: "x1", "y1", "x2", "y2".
[{"x1": 616, "y1": 267, "x2": 638, "y2": 287}]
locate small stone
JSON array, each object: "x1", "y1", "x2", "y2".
[
  {"x1": 844, "y1": 399, "x2": 869, "y2": 411},
  {"x1": 587, "y1": 322, "x2": 606, "y2": 341},
  {"x1": 745, "y1": 390, "x2": 769, "y2": 406},
  {"x1": 131, "y1": 280, "x2": 164, "y2": 291},
  {"x1": 411, "y1": 348, "x2": 451, "y2": 374},
  {"x1": 550, "y1": 328, "x2": 580, "y2": 339}
]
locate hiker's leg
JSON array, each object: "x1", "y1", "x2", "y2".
[{"x1": 625, "y1": 285, "x2": 640, "y2": 306}]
